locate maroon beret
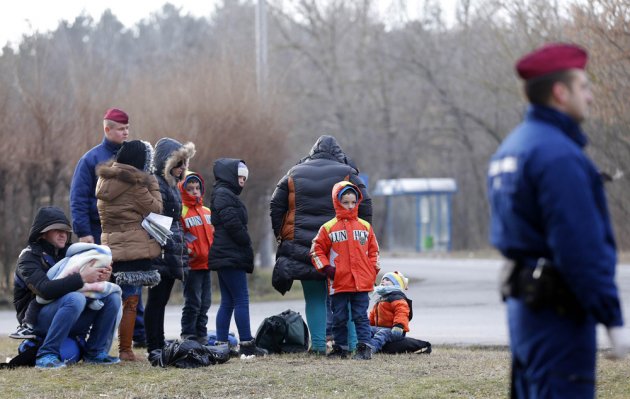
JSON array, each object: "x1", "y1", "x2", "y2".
[
  {"x1": 516, "y1": 43, "x2": 588, "y2": 80},
  {"x1": 103, "y1": 108, "x2": 129, "y2": 124}
]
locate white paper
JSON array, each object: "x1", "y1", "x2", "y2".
[
  {"x1": 145, "y1": 212, "x2": 173, "y2": 230},
  {"x1": 142, "y1": 213, "x2": 173, "y2": 246}
]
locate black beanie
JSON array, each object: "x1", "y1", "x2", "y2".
[{"x1": 116, "y1": 140, "x2": 147, "y2": 171}]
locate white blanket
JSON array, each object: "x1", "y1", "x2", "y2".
[{"x1": 37, "y1": 243, "x2": 121, "y2": 308}]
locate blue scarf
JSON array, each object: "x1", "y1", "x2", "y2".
[{"x1": 374, "y1": 285, "x2": 402, "y2": 297}]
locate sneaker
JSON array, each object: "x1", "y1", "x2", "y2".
[
  {"x1": 352, "y1": 343, "x2": 372, "y2": 360},
  {"x1": 84, "y1": 352, "x2": 121, "y2": 365},
  {"x1": 180, "y1": 334, "x2": 196, "y2": 341},
  {"x1": 35, "y1": 354, "x2": 66, "y2": 369},
  {"x1": 414, "y1": 345, "x2": 432, "y2": 354},
  {"x1": 194, "y1": 336, "x2": 209, "y2": 345},
  {"x1": 238, "y1": 340, "x2": 268, "y2": 357},
  {"x1": 326, "y1": 335, "x2": 334, "y2": 352},
  {"x1": 9, "y1": 324, "x2": 36, "y2": 340},
  {"x1": 327, "y1": 344, "x2": 349, "y2": 359}
]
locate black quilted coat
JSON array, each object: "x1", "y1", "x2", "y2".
[
  {"x1": 208, "y1": 158, "x2": 254, "y2": 273},
  {"x1": 151, "y1": 138, "x2": 195, "y2": 280},
  {"x1": 269, "y1": 135, "x2": 372, "y2": 294}
]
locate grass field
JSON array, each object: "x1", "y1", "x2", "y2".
[{"x1": 1, "y1": 339, "x2": 630, "y2": 399}]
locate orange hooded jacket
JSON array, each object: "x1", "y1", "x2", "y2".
[
  {"x1": 179, "y1": 171, "x2": 214, "y2": 271},
  {"x1": 310, "y1": 181, "x2": 380, "y2": 294},
  {"x1": 369, "y1": 292, "x2": 411, "y2": 332}
]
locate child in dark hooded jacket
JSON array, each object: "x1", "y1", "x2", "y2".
[{"x1": 209, "y1": 158, "x2": 267, "y2": 356}]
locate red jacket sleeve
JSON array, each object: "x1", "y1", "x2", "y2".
[{"x1": 310, "y1": 225, "x2": 332, "y2": 271}]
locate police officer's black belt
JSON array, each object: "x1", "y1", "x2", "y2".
[{"x1": 500, "y1": 258, "x2": 585, "y2": 320}]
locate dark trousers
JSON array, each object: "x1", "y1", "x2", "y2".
[
  {"x1": 145, "y1": 276, "x2": 175, "y2": 353},
  {"x1": 326, "y1": 293, "x2": 333, "y2": 337},
  {"x1": 133, "y1": 291, "x2": 145, "y2": 343},
  {"x1": 216, "y1": 268, "x2": 252, "y2": 342},
  {"x1": 181, "y1": 270, "x2": 212, "y2": 338},
  {"x1": 507, "y1": 297, "x2": 596, "y2": 399},
  {"x1": 330, "y1": 292, "x2": 371, "y2": 349}
]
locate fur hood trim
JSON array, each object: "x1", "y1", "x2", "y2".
[
  {"x1": 114, "y1": 270, "x2": 161, "y2": 287},
  {"x1": 163, "y1": 142, "x2": 196, "y2": 187},
  {"x1": 97, "y1": 160, "x2": 156, "y2": 187}
]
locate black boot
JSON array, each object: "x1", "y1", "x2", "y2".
[
  {"x1": 239, "y1": 340, "x2": 268, "y2": 357},
  {"x1": 352, "y1": 343, "x2": 372, "y2": 360},
  {"x1": 327, "y1": 344, "x2": 349, "y2": 359}
]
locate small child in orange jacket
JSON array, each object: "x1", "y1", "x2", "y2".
[
  {"x1": 311, "y1": 181, "x2": 380, "y2": 360},
  {"x1": 368, "y1": 271, "x2": 412, "y2": 353},
  {"x1": 179, "y1": 171, "x2": 214, "y2": 344}
]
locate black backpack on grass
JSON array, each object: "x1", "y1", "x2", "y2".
[{"x1": 255, "y1": 309, "x2": 309, "y2": 354}]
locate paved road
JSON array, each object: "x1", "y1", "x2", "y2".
[{"x1": 2, "y1": 257, "x2": 630, "y2": 347}]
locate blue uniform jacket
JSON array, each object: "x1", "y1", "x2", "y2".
[
  {"x1": 488, "y1": 105, "x2": 623, "y2": 328},
  {"x1": 70, "y1": 138, "x2": 121, "y2": 240}
]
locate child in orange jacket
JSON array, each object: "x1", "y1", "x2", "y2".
[
  {"x1": 179, "y1": 171, "x2": 214, "y2": 344},
  {"x1": 311, "y1": 181, "x2": 380, "y2": 360},
  {"x1": 368, "y1": 271, "x2": 412, "y2": 353}
]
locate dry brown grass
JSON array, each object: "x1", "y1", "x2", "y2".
[{"x1": 1, "y1": 339, "x2": 630, "y2": 399}]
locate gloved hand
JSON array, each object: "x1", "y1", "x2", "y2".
[
  {"x1": 391, "y1": 324, "x2": 404, "y2": 339},
  {"x1": 322, "y1": 265, "x2": 336, "y2": 279},
  {"x1": 606, "y1": 326, "x2": 629, "y2": 360}
]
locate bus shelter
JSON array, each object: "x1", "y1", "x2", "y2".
[{"x1": 373, "y1": 178, "x2": 457, "y2": 252}]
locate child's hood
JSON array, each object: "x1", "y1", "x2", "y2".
[
  {"x1": 179, "y1": 170, "x2": 205, "y2": 206},
  {"x1": 213, "y1": 158, "x2": 245, "y2": 195},
  {"x1": 331, "y1": 180, "x2": 362, "y2": 219}
]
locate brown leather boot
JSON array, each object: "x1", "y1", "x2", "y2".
[{"x1": 119, "y1": 295, "x2": 140, "y2": 361}]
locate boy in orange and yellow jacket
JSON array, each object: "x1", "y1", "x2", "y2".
[
  {"x1": 179, "y1": 171, "x2": 214, "y2": 344},
  {"x1": 368, "y1": 271, "x2": 412, "y2": 353},
  {"x1": 311, "y1": 181, "x2": 380, "y2": 360}
]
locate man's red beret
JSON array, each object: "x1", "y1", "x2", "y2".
[
  {"x1": 103, "y1": 108, "x2": 129, "y2": 124},
  {"x1": 516, "y1": 43, "x2": 588, "y2": 80}
]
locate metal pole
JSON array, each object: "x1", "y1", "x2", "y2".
[
  {"x1": 255, "y1": 0, "x2": 268, "y2": 96},
  {"x1": 255, "y1": 0, "x2": 273, "y2": 268}
]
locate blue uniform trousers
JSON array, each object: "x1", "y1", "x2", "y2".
[{"x1": 507, "y1": 298, "x2": 596, "y2": 399}]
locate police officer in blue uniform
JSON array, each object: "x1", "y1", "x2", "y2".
[{"x1": 488, "y1": 43, "x2": 627, "y2": 398}]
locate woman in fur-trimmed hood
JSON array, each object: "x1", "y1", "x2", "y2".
[
  {"x1": 96, "y1": 139, "x2": 163, "y2": 361},
  {"x1": 150, "y1": 137, "x2": 196, "y2": 279},
  {"x1": 145, "y1": 137, "x2": 195, "y2": 354}
]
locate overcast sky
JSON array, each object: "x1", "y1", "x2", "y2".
[
  {"x1": 0, "y1": 0, "x2": 219, "y2": 47},
  {"x1": 0, "y1": 0, "x2": 457, "y2": 48}
]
